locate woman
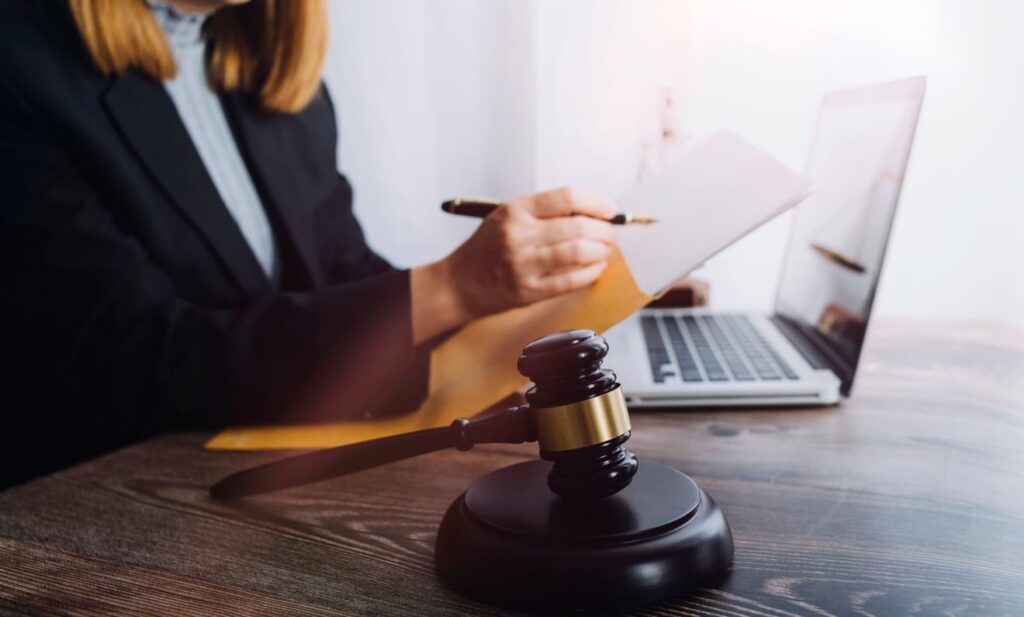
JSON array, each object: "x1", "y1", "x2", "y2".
[{"x1": 0, "y1": 0, "x2": 617, "y2": 487}]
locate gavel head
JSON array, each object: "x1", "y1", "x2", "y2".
[{"x1": 517, "y1": 330, "x2": 638, "y2": 499}]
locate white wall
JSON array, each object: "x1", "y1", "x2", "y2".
[
  {"x1": 324, "y1": 0, "x2": 1024, "y2": 329},
  {"x1": 324, "y1": 0, "x2": 690, "y2": 265},
  {"x1": 324, "y1": 0, "x2": 536, "y2": 265},
  {"x1": 683, "y1": 0, "x2": 1024, "y2": 328},
  {"x1": 529, "y1": 0, "x2": 690, "y2": 196}
]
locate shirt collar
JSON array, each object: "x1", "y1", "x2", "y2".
[{"x1": 146, "y1": 0, "x2": 210, "y2": 48}]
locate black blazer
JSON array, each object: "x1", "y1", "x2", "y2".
[{"x1": 0, "y1": 2, "x2": 430, "y2": 487}]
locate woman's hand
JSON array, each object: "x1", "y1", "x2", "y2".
[
  {"x1": 445, "y1": 187, "x2": 618, "y2": 315},
  {"x1": 411, "y1": 187, "x2": 618, "y2": 344}
]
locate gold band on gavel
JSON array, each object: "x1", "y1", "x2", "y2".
[{"x1": 533, "y1": 386, "x2": 631, "y2": 452}]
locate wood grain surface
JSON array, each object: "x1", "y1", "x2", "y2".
[{"x1": 1, "y1": 320, "x2": 1023, "y2": 616}]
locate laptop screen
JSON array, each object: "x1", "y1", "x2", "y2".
[{"x1": 774, "y1": 77, "x2": 926, "y2": 394}]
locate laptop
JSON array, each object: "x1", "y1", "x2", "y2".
[{"x1": 605, "y1": 76, "x2": 926, "y2": 407}]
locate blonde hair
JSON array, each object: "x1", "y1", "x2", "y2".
[{"x1": 68, "y1": 0, "x2": 328, "y2": 113}]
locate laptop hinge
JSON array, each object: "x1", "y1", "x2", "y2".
[{"x1": 770, "y1": 314, "x2": 854, "y2": 396}]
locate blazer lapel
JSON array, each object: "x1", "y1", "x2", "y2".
[
  {"x1": 101, "y1": 72, "x2": 271, "y2": 298},
  {"x1": 221, "y1": 92, "x2": 320, "y2": 289}
]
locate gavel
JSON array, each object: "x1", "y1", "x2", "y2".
[
  {"x1": 211, "y1": 329, "x2": 734, "y2": 610},
  {"x1": 211, "y1": 329, "x2": 638, "y2": 500}
]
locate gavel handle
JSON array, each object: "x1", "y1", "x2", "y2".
[{"x1": 210, "y1": 405, "x2": 535, "y2": 499}]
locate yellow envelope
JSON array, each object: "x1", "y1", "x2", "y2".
[{"x1": 205, "y1": 251, "x2": 652, "y2": 450}]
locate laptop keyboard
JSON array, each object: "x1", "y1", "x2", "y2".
[{"x1": 641, "y1": 314, "x2": 799, "y2": 384}]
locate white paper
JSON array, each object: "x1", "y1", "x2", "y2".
[{"x1": 616, "y1": 130, "x2": 810, "y2": 295}]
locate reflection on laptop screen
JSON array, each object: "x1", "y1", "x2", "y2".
[{"x1": 775, "y1": 77, "x2": 926, "y2": 384}]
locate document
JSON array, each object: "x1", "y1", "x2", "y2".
[
  {"x1": 207, "y1": 130, "x2": 808, "y2": 450},
  {"x1": 618, "y1": 130, "x2": 810, "y2": 295}
]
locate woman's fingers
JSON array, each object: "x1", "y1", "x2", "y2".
[
  {"x1": 440, "y1": 187, "x2": 618, "y2": 318},
  {"x1": 520, "y1": 186, "x2": 618, "y2": 221},
  {"x1": 533, "y1": 261, "x2": 609, "y2": 296},
  {"x1": 528, "y1": 239, "x2": 612, "y2": 274},
  {"x1": 535, "y1": 215, "x2": 616, "y2": 246}
]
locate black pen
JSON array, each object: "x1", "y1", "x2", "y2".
[{"x1": 441, "y1": 198, "x2": 656, "y2": 225}]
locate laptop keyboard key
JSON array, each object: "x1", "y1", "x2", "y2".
[
  {"x1": 682, "y1": 316, "x2": 729, "y2": 381},
  {"x1": 662, "y1": 317, "x2": 703, "y2": 382},
  {"x1": 701, "y1": 316, "x2": 756, "y2": 381},
  {"x1": 761, "y1": 337, "x2": 799, "y2": 379},
  {"x1": 723, "y1": 315, "x2": 783, "y2": 380},
  {"x1": 733, "y1": 315, "x2": 798, "y2": 380},
  {"x1": 641, "y1": 316, "x2": 672, "y2": 383}
]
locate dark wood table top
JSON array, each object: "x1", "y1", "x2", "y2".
[{"x1": 2, "y1": 320, "x2": 1023, "y2": 616}]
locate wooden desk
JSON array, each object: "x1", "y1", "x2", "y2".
[{"x1": 2, "y1": 321, "x2": 1023, "y2": 616}]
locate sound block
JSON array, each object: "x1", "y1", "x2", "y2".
[{"x1": 435, "y1": 460, "x2": 733, "y2": 611}]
